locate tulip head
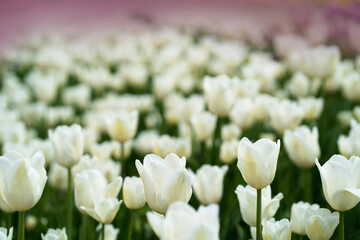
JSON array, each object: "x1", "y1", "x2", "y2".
[
  {"x1": 262, "y1": 218, "x2": 292, "y2": 240},
  {"x1": 123, "y1": 176, "x2": 146, "y2": 210},
  {"x1": 0, "y1": 227, "x2": 13, "y2": 240},
  {"x1": 41, "y1": 228, "x2": 67, "y2": 240},
  {"x1": 291, "y1": 201, "x2": 319, "y2": 235},
  {"x1": 305, "y1": 207, "x2": 339, "y2": 240},
  {"x1": 105, "y1": 111, "x2": 139, "y2": 143}
]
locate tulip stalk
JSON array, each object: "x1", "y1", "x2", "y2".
[
  {"x1": 101, "y1": 223, "x2": 105, "y2": 240},
  {"x1": 127, "y1": 210, "x2": 134, "y2": 240},
  {"x1": 89, "y1": 218, "x2": 94, "y2": 240},
  {"x1": 339, "y1": 212, "x2": 344, "y2": 240},
  {"x1": 67, "y1": 168, "x2": 73, "y2": 240},
  {"x1": 212, "y1": 117, "x2": 223, "y2": 165},
  {"x1": 256, "y1": 189, "x2": 262, "y2": 240},
  {"x1": 7, "y1": 213, "x2": 12, "y2": 231},
  {"x1": 18, "y1": 211, "x2": 25, "y2": 240},
  {"x1": 304, "y1": 169, "x2": 312, "y2": 203},
  {"x1": 80, "y1": 214, "x2": 87, "y2": 240}
]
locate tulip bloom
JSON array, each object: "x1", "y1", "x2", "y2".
[
  {"x1": 135, "y1": 153, "x2": 192, "y2": 214},
  {"x1": 237, "y1": 137, "x2": 280, "y2": 189},
  {"x1": 291, "y1": 202, "x2": 319, "y2": 235},
  {"x1": 190, "y1": 111, "x2": 217, "y2": 142},
  {"x1": 235, "y1": 185, "x2": 283, "y2": 227},
  {"x1": 105, "y1": 110, "x2": 139, "y2": 143},
  {"x1": 147, "y1": 202, "x2": 219, "y2": 240},
  {"x1": 0, "y1": 227, "x2": 13, "y2": 240},
  {"x1": 41, "y1": 228, "x2": 67, "y2": 240},
  {"x1": 0, "y1": 151, "x2": 47, "y2": 212},
  {"x1": 305, "y1": 207, "x2": 339, "y2": 240},
  {"x1": 262, "y1": 218, "x2": 292, "y2": 240},
  {"x1": 123, "y1": 176, "x2": 146, "y2": 210},
  {"x1": 190, "y1": 165, "x2": 228, "y2": 205},
  {"x1": 316, "y1": 155, "x2": 360, "y2": 212}
]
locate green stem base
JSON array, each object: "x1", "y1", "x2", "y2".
[
  {"x1": 256, "y1": 188, "x2": 262, "y2": 240},
  {"x1": 18, "y1": 211, "x2": 25, "y2": 240}
]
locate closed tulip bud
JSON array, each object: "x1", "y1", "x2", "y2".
[
  {"x1": 337, "y1": 119, "x2": 360, "y2": 158},
  {"x1": 230, "y1": 98, "x2": 256, "y2": 130},
  {"x1": 316, "y1": 155, "x2": 360, "y2": 211},
  {"x1": 203, "y1": 75, "x2": 237, "y2": 117},
  {"x1": 283, "y1": 126, "x2": 320, "y2": 169},
  {"x1": 135, "y1": 153, "x2": 192, "y2": 214},
  {"x1": 41, "y1": 228, "x2": 67, "y2": 240},
  {"x1": 0, "y1": 151, "x2": 47, "y2": 212},
  {"x1": 221, "y1": 123, "x2": 241, "y2": 141},
  {"x1": 291, "y1": 202, "x2": 319, "y2": 235},
  {"x1": 220, "y1": 139, "x2": 238, "y2": 164},
  {"x1": 147, "y1": 202, "x2": 219, "y2": 240},
  {"x1": 299, "y1": 97, "x2": 324, "y2": 121},
  {"x1": 237, "y1": 137, "x2": 280, "y2": 189},
  {"x1": 105, "y1": 110, "x2": 139, "y2": 143},
  {"x1": 190, "y1": 112, "x2": 217, "y2": 142},
  {"x1": 190, "y1": 165, "x2": 228, "y2": 205},
  {"x1": 123, "y1": 176, "x2": 146, "y2": 209},
  {"x1": 75, "y1": 169, "x2": 122, "y2": 224},
  {"x1": 49, "y1": 124, "x2": 84, "y2": 168},
  {"x1": 235, "y1": 185, "x2": 283, "y2": 227},
  {"x1": 262, "y1": 218, "x2": 292, "y2": 240},
  {"x1": 96, "y1": 224, "x2": 119, "y2": 240},
  {"x1": 0, "y1": 227, "x2": 13, "y2": 240},
  {"x1": 305, "y1": 208, "x2": 339, "y2": 240}
]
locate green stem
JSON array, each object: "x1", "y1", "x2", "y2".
[
  {"x1": 67, "y1": 168, "x2": 73, "y2": 240},
  {"x1": 7, "y1": 213, "x2": 12, "y2": 231},
  {"x1": 89, "y1": 217, "x2": 94, "y2": 240},
  {"x1": 121, "y1": 142, "x2": 125, "y2": 163},
  {"x1": 304, "y1": 169, "x2": 313, "y2": 203},
  {"x1": 128, "y1": 210, "x2": 134, "y2": 240},
  {"x1": 339, "y1": 212, "x2": 344, "y2": 240},
  {"x1": 256, "y1": 189, "x2": 262, "y2": 240},
  {"x1": 299, "y1": 235, "x2": 304, "y2": 240},
  {"x1": 101, "y1": 223, "x2": 105, "y2": 240},
  {"x1": 18, "y1": 211, "x2": 25, "y2": 240},
  {"x1": 80, "y1": 214, "x2": 87, "y2": 240},
  {"x1": 211, "y1": 117, "x2": 223, "y2": 165}
]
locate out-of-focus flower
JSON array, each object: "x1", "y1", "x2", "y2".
[
  {"x1": 96, "y1": 224, "x2": 120, "y2": 240},
  {"x1": 62, "y1": 84, "x2": 91, "y2": 109},
  {"x1": 304, "y1": 208, "x2": 339, "y2": 240},
  {"x1": 147, "y1": 202, "x2": 219, "y2": 240},
  {"x1": 75, "y1": 169, "x2": 122, "y2": 224},
  {"x1": 288, "y1": 45, "x2": 340, "y2": 79},
  {"x1": 262, "y1": 218, "x2": 292, "y2": 240},
  {"x1": 298, "y1": 97, "x2": 324, "y2": 121},
  {"x1": 273, "y1": 33, "x2": 309, "y2": 58},
  {"x1": 203, "y1": 75, "x2": 237, "y2": 117},
  {"x1": 341, "y1": 71, "x2": 360, "y2": 102},
  {"x1": 268, "y1": 99, "x2": 304, "y2": 135},
  {"x1": 316, "y1": 155, "x2": 360, "y2": 212},
  {"x1": 221, "y1": 123, "x2": 241, "y2": 141},
  {"x1": 237, "y1": 137, "x2": 280, "y2": 189},
  {"x1": 235, "y1": 185, "x2": 283, "y2": 227},
  {"x1": 153, "y1": 135, "x2": 191, "y2": 159},
  {"x1": 220, "y1": 139, "x2": 238, "y2": 164},
  {"x1": 0, "y1": 151, "x2": 47, "y2": 212},
  {"x1": 26, "y1": 214, "x2": 38, "y2": 231},
  {"x1": 286, "y1": 71, "x2": 311, "y2": 98},
  {"x1": 123, "y1": 176, "x2": 146, "y2": 210},
  {"x1": 190, "y1": 112, "x2": 217, "y2": 142},
  {"x1": 337, "y1": 111, "x2": 353, "y2": 129},
  {"x1": 105, "y1": 111, "x2": 139, "y2": 143},
  {"x1": 230, "y1": 98, "x2": 257, "y2": 130},
  {"x1": 291, "y1": 201, "x2": 319, "y2": 236},
  {"x1": 0, "y1": 227, "x2": 13, "y2": 240},
  {"x1": 190, "y1": 165, "x2": 228, "y2": 205},
  {"x1": 283, "y1": 126, "x2": 320, "y2": 169},
  {"x1": 48, "y1": 124, "x2": 84, "y2": 168},
  {"x1": 41, "y1": 228, "x2": 67, "y2": 240},
  {"x1": 135, "y1": 153, "x2": 192, "y2": 214},
  {"x1": 134, "y1": 130, "x2": 159, "y2": 155}
]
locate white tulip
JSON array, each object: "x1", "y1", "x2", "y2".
[
  {"x1": 123, "y1": 176, "x2": 146, "y2": 209},
  {"x1": 262, "y1": 218, "x2": 292, "y2": 240},
  {"x1": 190, "y1": 111, "x2": 217, "y2": 142},
  {"x1": 316, "y1": 155, "x2": 360, "y2": 211},
  {"x1": 0, "y1": 151, "x2": 47, "y2": 212},
  {"x1": 153, "y1": 135, "x2": 192, "y2": 159},
  {"x1": 96, "y1": 224, "x2": 120, "y2": 240},
  {"x1": 0, "y1": 227, "x2": 13, "y2": 240},
  {"x1": 291, "y1": 201, "x2": 319, "y2": 235},
  {"x1": 283, "y1": 126, "x2": 320, "y2": 169},
  {"x1": 237, "y1": 137, "x2": 280, "y2": 189},
  {"x1": 105, "y1": 110, "x2": 138, "y2": 143},
  {"x1": 230, "y1": 98, "x2": 257, "y2": 130},
  {"x1": 299, "y1": 97, "x2": 324, "y2": 121},
  {"x1": 190, "y1": 165, "x2": 228, "y2": 205},
  {"x1": 220, "y1": 139, "x2": 238, "y2": 164},
  {"x1": 221, "y1": 123, "x2": 241, "y2": 141},
  {"x1": 41, "y1": 228, "x2": 67, "y2": 240},
  {"x1": 305, "y1": 207, "x2": 339, "y2": 240},
  {"x1": 48, "y1": 124, "x2": 84, "y2": 168},
  {"x1": 135, "y1": 153, "x2": 192, "y2": 214},
  {"x1": 147, "y1": 202, "x2": 219, "y2": 240},
  {"x1": 337, "y1": 119, "x2": 360, "y2": 158}
]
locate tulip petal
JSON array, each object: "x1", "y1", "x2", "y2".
[{"x1": 146, "y1": 211, "x2": 164, "y2": 238}]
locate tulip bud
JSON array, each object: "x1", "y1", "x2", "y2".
[
  {"x1": 123, "y1": 176, "x2": 146, "y2": 210},
  {"x1": 262, "y1": 218, "x2": 292, "y2": 240},
  {"x1": 190, "y1": 112, "x2": 217, "y2": 142},
  {"x1": 96, "y1": 224, "x2": 119, "y2": 240},
  {"x1": 0, "y1": 227, "x2": 13, "y2": 240},
  {"x1": 298, "y1": 97, "x2": 324, "y2": 121},
  {"x1": 135, "y1": 153, "x2": 192, "y2": 214},
  {"x1": 105, "y1": 110, "x2": 139, "y2": 143},
  {"x1": 75, "y1": 169, "x2": 123, "y2": 224},
  {"x1": 221, "y1": 123, "x2": 241, "y2": 141},
  {"x1": 41, "y1": 228, "x2": 67, "y2": 240},
  {"x1": 283, "y1": 126, "x2": 320, "y2": 169},
  {"x1": 305, "y1": 207, "x2": 339, "y2": 240},
  {"x1": 147, "y1": 202, "x2": 219, "y2": 240},
  {"x1": 0, "y1": 151, "x2": 47, "y2": 212},
  {"x1": 237, "y1": 137, "x2": 280, "y2": 189},
  {"x1": 48, "y1": 124, "x2": 84, "y2": 168},
  {"x1": 190, "y1": 165, "x2": 228, "y2": 205},
  {"x1": 235, "y1": 185, "x2": 283, "y2": 227},
  {"x1": 337, "y1": 119, "x2": 360, "y2": 158},
  {"x1": 290, "y1": 201, "x2": 319, "y2": 235},
  {"x1": 316, "y1": 155, "x2": 360, "y2": 211},
  {"x1": 230, "y1": 98, "x2": 256, "y2": 130},
  {"x1": 220, "y1": 139, "x2": 238, "y2": 164}
]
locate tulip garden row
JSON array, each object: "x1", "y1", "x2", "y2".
[{"x1": 0, "y1": 21, "x2": 360, "y2": 240}]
